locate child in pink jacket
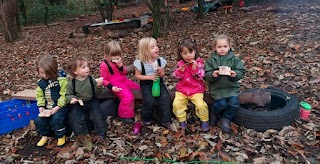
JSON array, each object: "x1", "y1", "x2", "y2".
[
  {"x1": 100, "y1": 41, "x2": 140, "y2": 124},
  {"x1": 172, "y1": 39, "x2": 209, "y2": 131}
]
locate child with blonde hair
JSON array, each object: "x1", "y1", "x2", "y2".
[
  {"x1": 66, "y1": 57, "x2": 106, "y2": 143},
  {"x1": 133, "y1": 37, "x2": 172, "y2": 129},
  {"x1": 35, "y1": 54, "x2": 69, "y2": 147},
  {"x1": 100, "y1": 40, "x2": 140, "y2": 124},
  {"x1": 172, "y1": 39, "x2": 209, "y2": 131},
  {"x1": 205, "y1": 34, "x2": 245, "y2": 133}
]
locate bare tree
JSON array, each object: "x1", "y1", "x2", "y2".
[
  {"x1": 0, "y1": 0, "x2": 19, "y2": 42},
  {"x1": 94, "y1": 0, "x2": 115, "y2": 22},
  {"x1": 145, "y1": 0, "x2": 163, "y2": 38},
  {"x1": 197, "y1": 0, "x2": 203, "y2": 19}
]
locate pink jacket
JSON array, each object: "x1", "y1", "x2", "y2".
[
  {"x1": 100, "y1": 59, "x2": 127, "y2": 87},
  {"x1": 173, "y1": 58, "x2": 205, "y2": 96}
]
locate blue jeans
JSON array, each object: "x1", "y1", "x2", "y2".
[
  {"x1": 211, "y1": 96, "x2": 239, "y2": 120},
  {"x1": 35, "y1": 106, "x2": 69, "y2": 138},
  {"x1": 140, "y1": 79, "x2": 172, "y2": 123},
  {"x1": 68, "y1": 98, "x2": 106, "y2": 136}
]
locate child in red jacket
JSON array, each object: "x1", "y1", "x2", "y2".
[{"x1": 172, "y1": 39, "x2": 209, "y2": 131}]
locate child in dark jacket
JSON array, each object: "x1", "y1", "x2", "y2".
[
  {"x1": 205, "y1": 34, "x2": 245, "y2": 133},
  {"x1": 66, "y1": 57, "x2": 106, "y2": 144},
  {"x1": 35, "y1": 54, "x2": 69, "y2": 147}
]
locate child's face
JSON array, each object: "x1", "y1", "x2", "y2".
[
  {"x1": 181, "y1": 47, "x2": 196, "y2": 63},
  {"x1": 214, "y1": 39, "x2": 230, "y2": 56},
  {"x1": 39, "y1": 67, "x2": 49, "y2": 80},
  {"x1": 74, "y1": 61, "x2": 90, "y2": 78},
  {"x1": 149, "y1": 42, "x2": 159, "y2": 59}
]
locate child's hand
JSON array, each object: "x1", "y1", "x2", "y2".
[
  {"x1": 150, "y1": 74, "x2": 159, "y2": 81},
  {"x1": 39, "y1": 107, "x2": 45, "y2": 113},
  {"x1": 112, "y1": 86, "x2": 123, "y2": 92},
  {"x1": 230, "y1": 70, "x2": 237, "y2": 77},
  {"x1": 96, "y1": 77, "x2": 103, "y2": 86},
  {"x1": 212, "y1": 70, "x2": 219, "y2": 77},
  {"x1": 70, "y1": 98, "x2": 78, "y2": 104},
  {"x1": 51, "y1": 106, "x2": 60, "y2": 115},
  {"x1": 192, "y1": 61, "x2": 197, "y2": 70},
  {"x1": 178, "y1": 65, "x2": 185, "y2": 72},
  {"x1": 156, "y1": 67, "x2": 164, "y2": 75},
  {"x1": 112, "y1": 57, "x2": 123, "y2": 67},
  {"x1": 115, "y1": 60, "x2": 123, "y2": 68}
]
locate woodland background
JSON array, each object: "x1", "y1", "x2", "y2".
[{"x1": 0, "y1": 0, "x2": 319, "y2": 163}]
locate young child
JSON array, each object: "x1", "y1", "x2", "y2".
[
  {"x1": 205, "y1": 34, "x2": 245, "y2": 133},
  {"x1": 66, "y1": 57, "x2": 106, "y2": 142},
  {"x1": 35, "y1": 54, "x2": 69, "y2": 147},
  {"x1": 172, "y1": 39, "x2": 209, "y2": 131},
  {"x1": 100, "y1": 41, "x2": 140, "y2": 124},
  {"x1": 133, "y1": 37, "x2": 172, "y2": 129}
]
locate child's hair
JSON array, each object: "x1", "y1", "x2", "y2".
[
  {"x1": 66, "y1": 57, "x2": 88, "y2": 78},
  {"x1": 177, "y1": 39, "x2": 198, "y2": 61},
  {"x1": 212, "y1": 34, "x2": 233, "y2": 50},
  {"x1": 137, "y1": 37, "x2": 157, "y2": 62},
  {"x1": 105, "y1": 40, "x2": 123, "y2": 59},
  {"x1": 38, "y1": 53, "x2": 58, "y2": 81}
]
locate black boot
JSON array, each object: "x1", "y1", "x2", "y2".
[
  {"x1": 221, "y1": 118, "x2": 231, "y2": 133},
  {"x1": 209, "y1": 112, "x2": 218, "y2": 126}
]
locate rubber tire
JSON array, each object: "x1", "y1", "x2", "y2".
[{"x1": 234, "y1": 88, "x2": 300, "y2": 132}]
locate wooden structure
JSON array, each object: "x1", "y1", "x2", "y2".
[{"x1": 13, "y1": 89, "x2": 271, "y2": 106}]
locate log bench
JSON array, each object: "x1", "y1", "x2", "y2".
[
  {"x1": 12, "y1": 65, "x2": 271, "y2": 106},
  {"x1": 12, "y1": 88, "x2": 271, "y2": 107}
]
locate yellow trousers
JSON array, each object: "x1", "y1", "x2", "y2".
[{"x1": 173, "y1": 92, "x2": 209, "y2": 122}]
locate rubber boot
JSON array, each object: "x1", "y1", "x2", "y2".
[
  {"x1": 37, "y1": 136, "x2": 48, "y2": 147},
  {"x1": 57, "y1": 135, "x2": 66, "y2": 146},
  {"x1": 179, "y1": 121, "x2": 187, "y2": 129},
  {"x1": 221, "y1": 117, "x2": 231, "y2": 133},
  {"x1": 209, "y1": 112, "x2": 218, "y2": 126}
]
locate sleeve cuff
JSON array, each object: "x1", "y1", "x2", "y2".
[
  {"x1": 107, "y1": 83, "x2": 113, "y2": 90},
  {"x1": 118, "y1": 66, "x2": 124, "y2": 71}
]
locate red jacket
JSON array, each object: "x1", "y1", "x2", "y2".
[{"x1": 173, "y1": 58, "x2": 205, "y2": 96}]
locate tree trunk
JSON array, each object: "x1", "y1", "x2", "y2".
[
  {"x1": 94, "y1": 0, "x2": 106, "y2": 22},
  {"x1": 0, "y1": 0, "x2": 19, "y2": 42},
  {"x1": 162, "y1": 0, "x2": 169, "y2": 36},
  {"x1": 18, "y1": 0, "x2": 27, "y2": 26},
  {"x1": 105, "y1": 0, "x2": 114, "y2": 21},
  {"x1": 145, "y1": 0, "x2": 163, "y2": 38},
  {"x1": 197, "y1": 0, "x2": 203, "y2": 19}
]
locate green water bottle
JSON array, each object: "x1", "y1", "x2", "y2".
[{"x1": 152, "y1": 78, "x2": 160, "y2": 97}]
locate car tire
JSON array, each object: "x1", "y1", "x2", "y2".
[{"x1": 234, "y1": 88, "x2": 300, "y2": 132}]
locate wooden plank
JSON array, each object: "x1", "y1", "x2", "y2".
[{"x1": 12, "y1": 89, "x2": 36, "y2": 100}]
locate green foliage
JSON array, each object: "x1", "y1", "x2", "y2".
[{"x1": 23, "y1": 0, "x2": 96, "y2": 25}]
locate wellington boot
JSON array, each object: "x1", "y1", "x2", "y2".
[
  {"x1": 57, "y1": 135, "x2": 66, "y2": 146},
  {"x1": 37, "y1": 136, "x2": 48, "y2": 147}
]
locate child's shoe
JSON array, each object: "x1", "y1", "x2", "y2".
[
  {"x1": 143, "y1": 121, "x2": 152, "y2": 126},
  {"x1": 201, "y1": 121, "x2": 209, "y2": 132},
  {"x1": 57, "y1": 135, "x2": 66, "y2": 146},
  {"x1": 122, "y1": 118, "x2": 135, "y2": 124},
  {"x1": 209, "y1": 113, "x2": 218, "y2": 126},
  {"x1": 37, "y1": 136, "x2": 48, "y2": 147},
  {"x1": 221, "y1": 118, "x2": 231, "y2": 133},
  {"x1": 179, "y1": 121, "x2": 187, "y2": 129},
  {"x1": 161, "y1": 122, "x2": 172, "y2": 129}
]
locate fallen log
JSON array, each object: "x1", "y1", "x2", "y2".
[
  {"x1": 13, "y1": 88, "x2": 271, "y2": 106},
  {"x1": 22, "y1": 23, "x2": 60, "y2": 30},
  {"x1": 98, "y1": 89, "x2": 271, "y2": 106},
  {"x1": 12, "y1": 65, "x2": 270, "y2": 106}
]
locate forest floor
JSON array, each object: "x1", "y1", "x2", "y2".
[{"x1": 0, "y1": 0, "x2": 319, "y2": 163}]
